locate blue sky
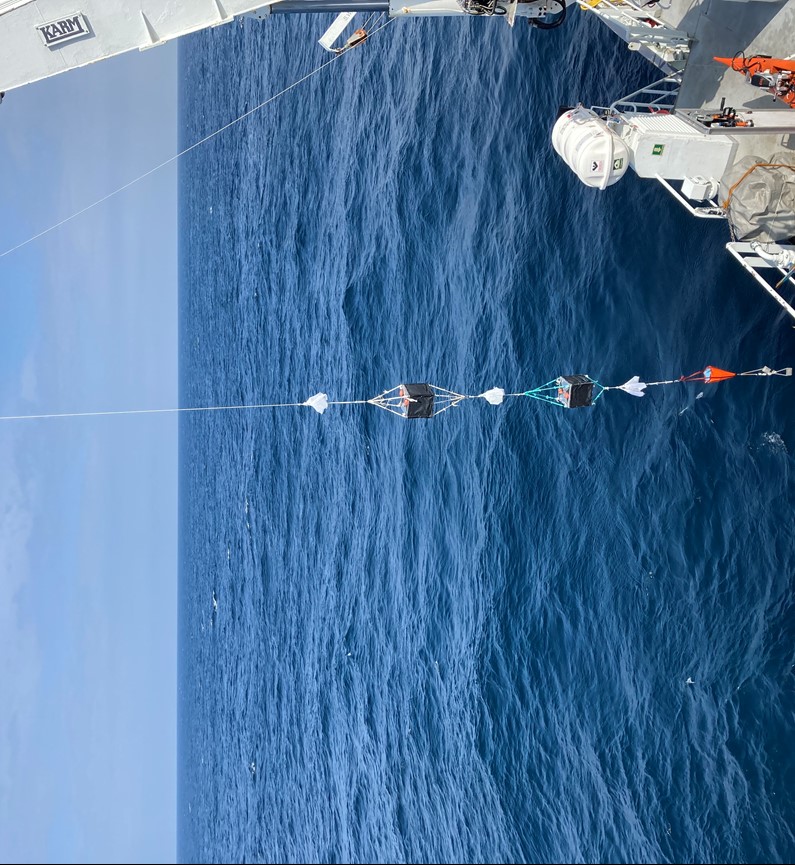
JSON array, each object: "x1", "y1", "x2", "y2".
[{"x1": 0, "y1": 44, "x2": 178, "y2": 863}]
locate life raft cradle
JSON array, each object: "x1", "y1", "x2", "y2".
[{"x1": 0, "y1": 366, "x2": 790, "y2": 424}]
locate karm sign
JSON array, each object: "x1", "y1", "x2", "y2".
[{"x1": 37, "y1": 13, "x2": 90, "y2": 47}]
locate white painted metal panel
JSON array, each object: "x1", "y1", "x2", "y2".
[
  {"x1": 0, "y1": 0, "x2": 277, "y2": 92},
  {"x1": 318, "y1": 11, "x2": 356, "y2": 50}
]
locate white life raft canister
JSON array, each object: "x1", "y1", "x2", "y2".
[{"x1": 551, "y1": 107, "x2": 629, "y2": 190}]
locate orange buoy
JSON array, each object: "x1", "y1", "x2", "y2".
[
  {"x1": 679, "y1": 366, "x2": 736, "y2": 383},
  {"x1": 703, "y1": 366, "x2": 736, "y2": 383}
]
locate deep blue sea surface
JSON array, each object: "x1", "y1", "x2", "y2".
[{"x1": 177, "y1": 12, "x2": 795, "y2": 863}]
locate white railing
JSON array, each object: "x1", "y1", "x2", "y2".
[
  {"x1": 0, "y1": 0, "x2": 35, "y2": 15},
  {"x1": 579, "y1": 0, "x2": 690, "y2": 70},
  {"x1": 593, "y1": 72, "x2": 682, "y2": 115},
  {"x1": 726, "y1": 242, "x2": 795, "y2": 321}
]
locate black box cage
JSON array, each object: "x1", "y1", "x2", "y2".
[
  {"x1": 400, "y1": 383, "x2": 436, "y2": 419},
  {"x1": 557, "y1": 375, "x2": 595, "y2": 409}
]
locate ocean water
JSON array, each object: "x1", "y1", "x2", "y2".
[{"x1": 177, "y1": 12, "x2": 795, "y2": 864}]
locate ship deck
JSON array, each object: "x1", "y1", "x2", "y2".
[
  {"x1": 657, "y1": 0, "x2": 795, "y2": 172},
  {"x1": 585, "y1": 0, "x2": 795, "y2": 174},
  {"x1": 656, "y1": 0, "x2": 795, "y2": 114}
]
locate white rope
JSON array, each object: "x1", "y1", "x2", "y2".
[
  {"x1": 364, "y1": 12, "x2": 386, "y2": 32},
  {"x1": 0, "y1": 17, "x2": 397, "y2": 260},
  {"x1": 0, "y1": 402, "x2": 317, "y2": 422},
  {"x1": 1, "y1": 362, "x2": 788, "y2": 422},
  {"x1": 0, "y1": 395, "x2": 393, "y2": 422}
]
